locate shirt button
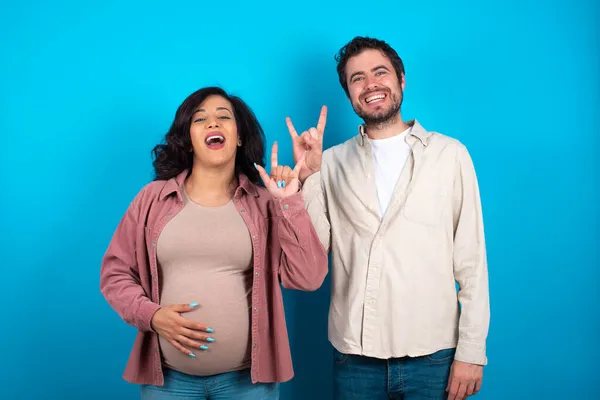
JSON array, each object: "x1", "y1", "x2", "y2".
[
  {"x1": 255, "y1": 271, "x2": 260, "y2": 276},
  {"x1": 151, "y1": 242, "x2": 156, "y2": 248},
  {"x1": 252, "y1": 234, "x2": 257, "y2": 239},
  {"x1": 253, "y1": 344, "x2": 257, "y2": 349},
  {"x1": 283, "y1": 204, "x2": 289, "y2": 210},
  {"x1": 240, "y1": 209, "x2": 246, "y2": 213},
  {"x1": 254, "y1": 307, "x2": 258, "y2": 312}
]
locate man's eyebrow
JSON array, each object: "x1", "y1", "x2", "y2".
[
  {"x1": 372, "y1": 65, "x2": 390, "y2": 73},
  {"x1": 349, "y1": 65, "x2": 390, "y2": 81},
  {"x1": 349, "y1": 70, "x2": 365, "y2": 81}
]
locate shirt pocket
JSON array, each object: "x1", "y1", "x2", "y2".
[{"x1": 402, "y1": 182, "x2": 447, "y2": 226}]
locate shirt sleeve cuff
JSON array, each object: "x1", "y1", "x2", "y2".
[
  {"x1": 455, "y1": 340, "x2": 488, "y2": 366},
  {"x1": 303, "y1": 172, "x2": 320, "y2": 189},
  {"x1": 275, "y1": 191, "x2": 305, "y2": 218},
  {"x1": 136, "y1": 300, "x2": 162, "y2": 333}
]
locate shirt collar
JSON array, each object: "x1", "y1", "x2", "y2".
[
  {"x1": 159, "y1": 170, "x2": 259, "y2": 200},
  {"x1": 358, "y1": 119, "x2": 432, "y2": 147}
]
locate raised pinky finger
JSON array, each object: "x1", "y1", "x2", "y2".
[
  {"x1": 168, "y1": 339, "x2": 196, "y2": 358},
  {"x1": 254, "y1": 163, "x2": 272, "y2": 185}
]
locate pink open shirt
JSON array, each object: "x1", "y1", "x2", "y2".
[{"x1": 100, "y1": 170, "x2": 328, "y2": 386}]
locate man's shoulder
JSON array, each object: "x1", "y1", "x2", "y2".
[
  {"x1": 422, "y1": 128, "x2": 475, "y2": 168},
  {"x1": 410, "y1": 118, "x2": 470, "y2": 157},
  {"x1": 427, "y1": 130, "x2": 466, "y2": 150}
]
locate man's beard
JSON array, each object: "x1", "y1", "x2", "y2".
[{"x1": 354, "y1": 90, "x2": 403, "y2": 127}]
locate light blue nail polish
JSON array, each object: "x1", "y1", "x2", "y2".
[
  {"x1": 277, "y1": 180, "x2": 281, "y2": 188},
  {"x1": 189, "y1": 302, "x2": 198, "y2": 307},
  {"x1": 200, "y1": 345, "x2": 209, "y2": 350},
  {"x1": 206, "y1": 328, "x2": 214, "y2": 333},
  {"x1": 282, "y1": 181, "x2": 286, "y2": 188},
  {"x1": 189, "y1": 353, "x2": 196, "y2": 357},
  {"x1": 207, "y1": 338, "x2": 215, "y2": 342},
  {"x1": 254, "y1": 163, "x2": 258, "y2": 169}
]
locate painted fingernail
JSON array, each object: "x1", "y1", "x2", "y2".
[
  {"x1": 207, "y1": 338, "x2": 215, "y2": 342},
  {"x1": 254, "y1": 163, "x2": 258, "y2": 169},
  {"x1": 277, "y1": 180, "x2": 281, "y2": 188},
  {"x1": 189, "y1": 302, "x2": 198, "y2": 307},
  {"x1": 206, "y1": 328, "x2": 214, "y2": 333},
  {"x1": 189, "y1": 353, "x2": 196, "y2": 357},
  {"x1": 282, "y1": 181, "x2": 286, "y2": 188},
  {"x1": 200, "y1": 345, "x2": 209, "y2": 350}
]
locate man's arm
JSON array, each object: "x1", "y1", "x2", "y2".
[
  {"x1": 285, "y1": 105, "x2": 331, "y2": 251},
  {"x1": 452, "y1": 143, "x2": 490, "y2": 365},
  {"x1": 447, "y1": 143, "x2": 490, "y2": 399}
]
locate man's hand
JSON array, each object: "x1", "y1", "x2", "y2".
[
  {"x1": 447, "y1": 360, "x2": 483, "y2": 399},
  {"x1": 287, "y1": 105, "x2": 327, "y2": 183}
]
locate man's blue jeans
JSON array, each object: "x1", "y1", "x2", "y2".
[{"x1": 333, "y1": 347, "x2": 455, "y2": 399}]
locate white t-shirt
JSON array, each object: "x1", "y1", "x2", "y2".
[{"x1": 369, "y1": 127, "x2": 411, "y2": 218}]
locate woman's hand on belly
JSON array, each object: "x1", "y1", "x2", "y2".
[{"x1": 151, "y1": 303, "x2": 215, "y2": 357}]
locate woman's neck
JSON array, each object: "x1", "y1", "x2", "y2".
[{"x1": 184, "y1": 163, "x2": 237, "y2": 207}]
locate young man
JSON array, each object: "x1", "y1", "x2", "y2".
[{"x1": 285, "y1": 37, "x2": 490, "y2": 399}]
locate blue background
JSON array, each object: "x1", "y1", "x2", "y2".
[{"x1": 1, "y1": 0, "x2": 598, "y2": 399}]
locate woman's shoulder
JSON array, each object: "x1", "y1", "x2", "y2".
[
  {"x1": 252, "y1": 182, "x2": 270, "y2": 197},
  {"x1": 240, "y1": 180, "x2": 274, "y2": 216},
  {"x1": 244, "y1": 181, "x2": 269, "y2": 203},
  {"x1": 135, "y1": 179, "x2": 169, "y2": 200},
  {"x1": 126, "y1": 177, "x2": 178, "y2": 213}
]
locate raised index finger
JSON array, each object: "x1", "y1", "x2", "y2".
[
  {"x1": 286, "y1": 117, "x2": 299, "y2": 138},
  {"x1": 271, "y1": 141, "x2": 278, "y2": 168},
  {"x1": 317, "y1": 105, "x2": 327, "y2": 134}
]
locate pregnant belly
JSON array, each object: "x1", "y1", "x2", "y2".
[{"x1": 159, "y1": 276, "x2": 252, "y2": 376}]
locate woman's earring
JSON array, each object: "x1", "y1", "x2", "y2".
[{"x1": 237, "y1": 139, "x2": 242, "y2": 147}]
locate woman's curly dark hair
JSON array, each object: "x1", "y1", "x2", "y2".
[{"x1": 152, "y1": 86, "x2": 265, "y2": 184}]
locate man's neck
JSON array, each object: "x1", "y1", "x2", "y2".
[
  {"x1": 365, "y1": 113, "x2": 410, "y2": 140},
  {"x1": 184, "y1": 161, "x2": 237, "y2": 206}
]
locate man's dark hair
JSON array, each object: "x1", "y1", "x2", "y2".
[{"x1": 334, "y1": 36, "x2": 405, "y2": 96}]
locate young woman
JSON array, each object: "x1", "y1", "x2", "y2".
[{"x1": 100, "y1": 86, "x2": 328, "y2": 399}]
